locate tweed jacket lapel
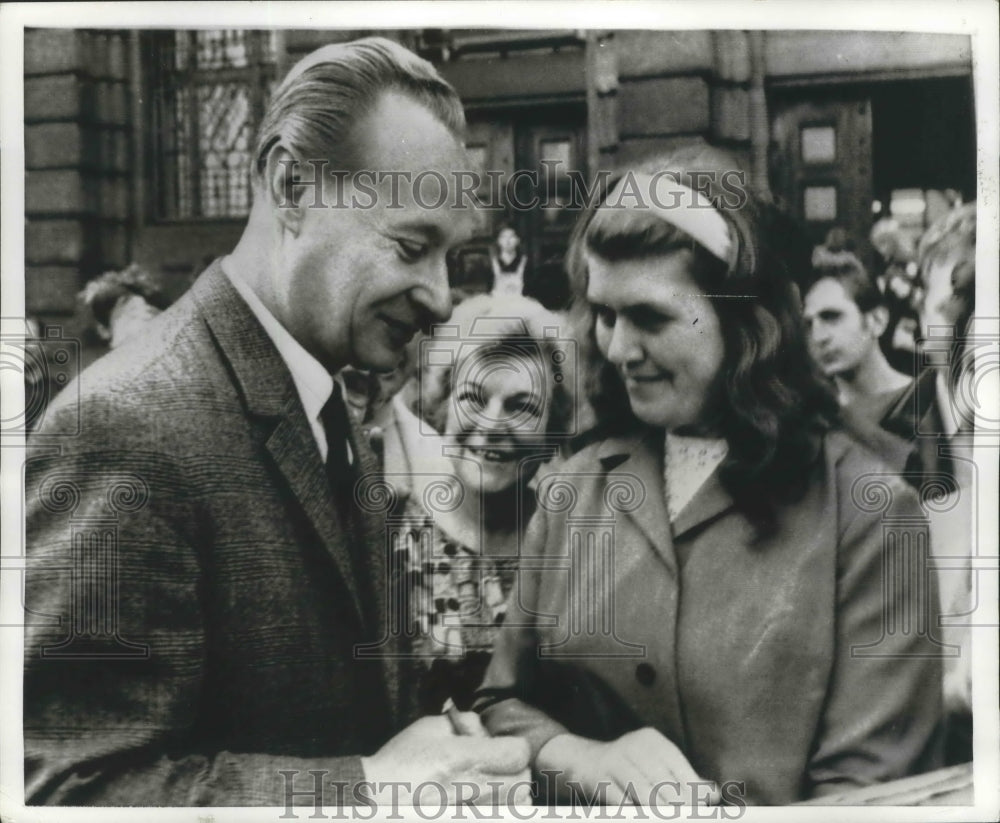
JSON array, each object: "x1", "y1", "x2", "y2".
[
  {"x1": 191, "y1": 261, "x2": 370, "y2": 630},
  {"x1": 344, "y1": 400, "x2": 410, "y2": 722}
]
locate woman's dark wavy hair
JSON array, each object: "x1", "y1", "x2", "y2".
[{"x1": 567, "y1": 146, "x2": 840, "y2": 534}]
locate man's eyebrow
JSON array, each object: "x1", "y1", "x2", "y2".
[{"x1": 390, "y1": 220, "x2": 444, "y2": 244}]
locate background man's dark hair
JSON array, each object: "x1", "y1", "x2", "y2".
[{"x1": 806, "y1": 258, "x2": 884, "y2": 314}]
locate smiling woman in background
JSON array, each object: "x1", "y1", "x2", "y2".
[
  {"x1": 382, "y1": 293, "x2": 575, "y2": 713},
  {"x1": 475, "y1": 148, "x2": 943, "y2": 805}
]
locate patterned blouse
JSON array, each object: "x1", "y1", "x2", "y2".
[{"x1": 396, "y1": 492, "x2": 520, "y2": 711}]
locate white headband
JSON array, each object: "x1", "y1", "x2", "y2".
[{"x1": 601, "y1": 172, "x2": 734, "y2": 265}]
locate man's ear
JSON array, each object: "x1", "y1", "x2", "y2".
[
  {"x1": 262, "y1": 142, "x2": 306, "y2": 236},
  {"x1": 865, "y1": 305, "x2": 890, "y2": 337}
]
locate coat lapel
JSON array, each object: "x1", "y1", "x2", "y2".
[
  {"x1": 598, "y1": 434, "x2": 677, "y2": 576},
  {"x1": 192, "y1": 261, "x2": 370, "y2": 630},
  {"x1": 671, "y1": 470, "x2": 735, "y2": 541},
  {"x1": 597, "y1": 433, "x2": 738, "y2": 565}
]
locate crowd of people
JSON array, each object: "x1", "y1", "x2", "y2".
[{"x1": 24, "y1": 37, "x2": 979, "y2": 809}]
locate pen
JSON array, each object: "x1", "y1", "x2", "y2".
[{"x1": 443, "y1": 697, "x2": 488, "y2": 737}]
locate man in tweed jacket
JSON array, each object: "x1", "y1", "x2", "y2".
[{"x1": 24, "y1": 38, "x2": 528, "y2": 806}]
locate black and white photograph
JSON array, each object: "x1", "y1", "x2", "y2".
[{"x1": 1, "y1": 2, "x2": 998, "y2": 820}]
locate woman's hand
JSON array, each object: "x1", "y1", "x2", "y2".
[{"x1": 536, "y1": 728, "x2": 719, "y2": 807}]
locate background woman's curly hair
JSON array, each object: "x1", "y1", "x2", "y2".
[
  {"x1": 567, "y1": 146, "x2": 840, "y2": 534},
  {"x1": 78, "y1": 263, "x2": 171, "y2": 329}
]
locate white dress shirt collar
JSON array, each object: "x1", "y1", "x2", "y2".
[{"x1": 222, "y1": 264, "x2": 341, "y2": 462}]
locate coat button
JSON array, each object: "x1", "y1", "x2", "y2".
[{"x1": 635, "y1": 662, "x2": 656, "y2": 686}]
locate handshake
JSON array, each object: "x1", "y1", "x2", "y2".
[
  {"x1": 359, "y1": 713, "x2": 720, "y2": 810},
  {"x1": 360, "y1": 710, "x2": 532, "y2": 807}
]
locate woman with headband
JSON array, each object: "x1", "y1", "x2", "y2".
[{"x1": 475, "y1": 148, "x2": 943, "y2": 805}]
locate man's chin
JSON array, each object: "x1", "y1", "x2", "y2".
[{"x1": 353, "y1": 344, "x2": 404, "y2": 374}]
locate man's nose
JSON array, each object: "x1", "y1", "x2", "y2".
[
  {"x1": 413, "y1": 259, "x2": 453, "y2": 325},
  {"x1": 810, "y1": 323, "x2": 830, "y2": 345}
]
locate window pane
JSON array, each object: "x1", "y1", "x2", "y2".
[
  {"x1": 804, "y1": 186, "x2": 837, "y2": 221},
  {"x1": 801, "y1": 125, "x2": 836, "y2": 164},
  {"x1": 198, "y1": 83, "x2": 252, "y2": 217},
  {"x1": 150, "y1": 30, "x2": 276, "y2": 219},
  {"x1": 540, "y1": 138, "x2": 572, "y2": 179}
]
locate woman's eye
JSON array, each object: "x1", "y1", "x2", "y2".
[
  {"x1": 396, "y1": 238, "x2": 428, "y2": 262},
  {"x1": 509, "y1": 398, "x2": 542, "y2": 416},
  {"x1": 592, "y1": 305, "x2": 616, "y2": 327},
  {"x1": 632, "y1": 308, "x2": 671, "y2": 330}
]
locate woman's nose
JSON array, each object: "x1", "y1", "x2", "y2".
[
  {"x1": 606, "y1": 319, "x2": 642, "y2": 366},
  {"x1": 477, "y1": 397, "x2": 513, "y2": 432}
]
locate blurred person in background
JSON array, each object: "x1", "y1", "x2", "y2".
[
  {"x1": 869, "y1": 217, "x2": 920, "y2": 374},
  {"x1": 803, "y1": 258, "x2": 913, "y2": 428},
  {"x1": 490, "y1": 223, "x2": 528, "y2": 296},
  {"x1": 879, "y1": 203, "x2": 977, "y2": 491},
  {"x1": 78, "y1": 263, "x2": 172, "y2": 350},
  {"x1": 811, "y1": 225, "x2": 862, "y2": 270},
  {"x1": 908, "y1": 203, "x2": 978, "y2": 764}
]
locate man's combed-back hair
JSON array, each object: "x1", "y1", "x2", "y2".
[
  {"x1": 568, "y1": 145, "x2": 840, "y2": 534},
  {"x1": 253, "y1": 37, "x2": 465, "y2": 183}
]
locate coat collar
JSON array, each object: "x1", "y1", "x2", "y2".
[
  {"x1": 191, "y1": 260, "x2": 371, "y2": 630},
  {"x1": 596, "y1": 431, "x2": 736, "y2": 550}
]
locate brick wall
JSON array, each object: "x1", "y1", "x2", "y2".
[
  {"x1": 24, "y1": 28, "x2": 132, "y2": 335},
  {"x1": 597, "y1": 30, "x2": 753, "y2": 171}
]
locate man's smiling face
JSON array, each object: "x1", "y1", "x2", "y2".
[{"x1": 274, "y1": 90, "x2": 478, "y2": 373}]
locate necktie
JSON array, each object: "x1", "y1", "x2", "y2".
[
  {"x1": 321, "y1": 385, "x2": 379, "y2": 619},
  {"x1": 321, "y1": 387, "x2": 356, "y2": 519}
]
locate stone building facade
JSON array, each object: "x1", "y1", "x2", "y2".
[{"x1": 24, "y1": 28, "x2": 975, "y2": 367}]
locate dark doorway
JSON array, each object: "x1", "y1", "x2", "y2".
[
  {"x1": 456, "y1": 103, "x2": 586, "y2": 308},
  {"x1": 769, "y1": 73, "x2": 976, "y2": 269},
  {"x1": 870, "y1": 76, "x2": 976, "y2": 207}
]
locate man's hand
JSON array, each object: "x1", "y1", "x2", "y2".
[
  {"x1": 361, "y1": 714, "x2": 531, "y2": 805},
  {"x1": 537, "y1": 727, "x2": 719, "y2": 807}
]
